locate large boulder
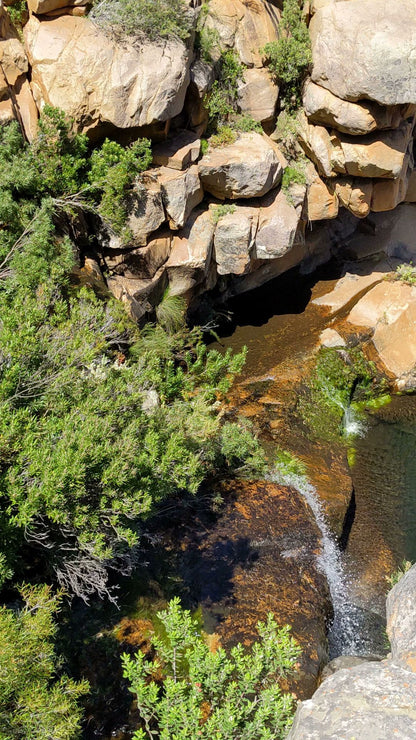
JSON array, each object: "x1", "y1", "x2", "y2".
[
  {"x1": 310, "y1": 0, "x2": 416, "y2": 105},
  {"x1": 303, "y1": 78, "x2": 405, "y2": 136},
  {"x1": 288, "y1": 660, "x2": 416, "y2": 739},
  {"x1": 157, "y1": 165, "x2": 203, "y2": 230},
  {"x1": 166, "y1": 208, "x2": 215, "y2": 296},
  {"x1": 201, "y1": 0, "x2": 280, "y2": 68},
  {"x1": 24, "y1": 15, "x2": 191, "y2": 133},
  {"x1": 255, "y1": 188, "x2": 303, "y2": 260},
  {"x1": 237, "y1": 67, "x2": 279, "y2": 126},
  {"x1": 198, "y1": 132, "x2": 282, "y2": 200},
  {"x1": 213, "y1": 205, "x2": 258, "y2": 275}
]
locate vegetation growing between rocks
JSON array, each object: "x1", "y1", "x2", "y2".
[
  {"x1": 262, "y1": 0, "x2": 311, "y2": 109},
  {"x1": 90, "y1": 0, "x2": 193, "y2": 42},
  {"x1": 298, "y1": 347, "x2": 388, "y2": 443},
  {"x1": 122, "y1": 598, "x2": 300, "y2": 740}
]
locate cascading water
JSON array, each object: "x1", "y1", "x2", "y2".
[{"x1": 270, "y1": 468, "x2": 367, "y2": 657}]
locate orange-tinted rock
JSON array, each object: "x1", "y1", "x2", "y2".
[{"x1": 190, "y1": 479, "x2": 331, "y2": 698}]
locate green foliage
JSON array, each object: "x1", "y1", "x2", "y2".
[
  {"x1": 393, "y1": 262, "x2": 416, "y2": 285},
  {"x1": 0, "y1": 109, "x2": 264, "y2": 600},
  {"x1": 209, "y1": 125, "x2": 237, "y2": 148},
  {"x1": 298, "y1": 347, "x2": 388, "y2": 443},
  {"x1": 89, "y1": 137, "x2": 152, "y2": 237},
  {"x1": 0, "y1": 585, "x2": 88, "y2": 739},
  {"x1": 6, "y1": 0, "x2": 27, "y2": 29},
  {"x1": 205, "y1": 50, "x2": 244, "y2": 129},
  {"x1": 210, "y1": 204, "x2": 236, "y2": 224},
  {"x1": 155, "y1": 290, "x2": 186, "y2": 334},
  {"x1": 386, "y1": 560, "x2": 413, "y2": 589},
  {"x1": 262, "y1": 0, "x2": 311, "y2": 109},
  {"x1": 282, "y1": 163, "x2": 306, "y2": 192},
  {"x1": 90, "y1": 0, "x2": 193, "y2": 41},
  {"x1": 274, "y1": 448, "x2": 307, "y2": 479},
  {"x1": 231, "y1": 113, "x2": 263, "y2": 134},
  {"x1": 122, "y1": 598, "x2": 300, "y2": 740}
]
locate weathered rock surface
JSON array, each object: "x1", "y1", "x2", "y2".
[
  {"x1": 288, "y1": 660, "x2": 416, "y2": 738},
  {"x1": 387, "y1": 564, "x2": 416, "y2": 672},
  {"x1": 237, "y1": 67, "x2": 279, "y2": 125},
  {"x1": 314, "y1": 266, "x2": 390, "y2": 315},
  {"x1": 307, "y1": 171, "x2": 338, "y2": 221},
  {"x1": 24, "y1": 15, "x2": 191, "y2": 133},
  {"x1": 310, "y1": 0, "x2": 416, "y2": 105},
  {"x1": 198, "y1": 133, "x2": 282, "y2": 200},
  {"x1": 201, "y1": 0, "x2": 280, "y2": 68},
  {"x1": 303, "y1": 78, "x2": 405, "y2": 136},
  {"x1": 166, "y1": 209, "x2": 215, "y2": 296},
  {"x1": 290, "y1": 564, "x2": 416, "y2": 738},
  {"x1": 214, "y1": 205, "x2": 258, "y2": 275},
  {"x1": 158, "y1": 164, "x2": 203, "y2": 229},
  {"x1": 255, "y1": 188, "x2": 303, "y2": 260},
  {"x1": 335, "y1": 177, "x2": 373, "y2": 218},
  {"x1": 106, "y1": 233, "x2": 171, "y2": 280},
  {"x1": 28, "y1": 0, "x2": 89, "y2": 14}
]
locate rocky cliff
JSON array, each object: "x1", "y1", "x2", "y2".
[{"x1": 1, "y1": 0, "x2": 416, "y2": 324}]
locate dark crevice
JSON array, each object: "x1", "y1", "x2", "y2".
[{"x1": 338, "y1": 487, "x2": 356, "y2": 552}]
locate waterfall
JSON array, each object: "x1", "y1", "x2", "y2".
[{"x1": 270, "y1": 468, "x2": 366, "y2": 657}]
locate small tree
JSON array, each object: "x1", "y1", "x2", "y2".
[
  {"x1": 0, "y1": 585, "x2": 88, "y2": 739},
  {"x1": 122, "y1": 598, "x2": 300, "y2": 739}
]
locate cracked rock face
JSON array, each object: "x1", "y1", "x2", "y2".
[
  {"x1": 310, "y1": 0, "x2": 416, "y2": 105},
  {"x1": 24, "y1": 14, "x2": 191, "y2": 133}
]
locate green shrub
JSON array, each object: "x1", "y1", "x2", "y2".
[
  {"x1": 210, "y1": 204, "x2": 236, "y2": 224},
  {"x1": 0, "y1": 585, "x2": 88, "y2": 740},
  {"x1": 210, "y1": 125, "x2": 237, "y2": 148},
  {"x1": 282, "y1": 164, "x2": 306, "y2": 192},
  {"x1": 90, "y1": 0, "x2": 193, "y2": 41},
  {"x1": 262, "y1": 0, "x2": 311, "y2": 109},
  {"x1": 232, "y1": 113, "x2": 263, "y2": 134},
  {"x1": 122, "y1": 598, "x2": 300, "y2": 740},
  {"x1": 393, "y1": 262, "x2": 416, "y2": 285},
  {"x1": 205, "y1": 50, "x2": 244, "y2": 129}
]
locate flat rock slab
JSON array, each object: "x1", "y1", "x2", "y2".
[
  {"x1": 313, "y1": 266, "x2": 390, "y2": 314},
  {"x1": 288, "y1": 660, "x2": 416, "y2": 739},
  {"x1": 310, "y1": 0, "x2": 416, "y2": 105}
]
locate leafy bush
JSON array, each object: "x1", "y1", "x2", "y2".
[
  {"x1": 122, "y1": 598, "x2": 300, "y2": 740},
  {"x1": 90, "y1": 0, "x2": 193, "y2": 42},
  {"x1": 209, "y1": 125, "x2": 237, "y2": 148},
  {"x1": 262, "y1": 0, "x2": 311, "y2": 109},
  {"x1": 393, "y1": 262, "x2": 416, "y2": 285},
  {"x1": 0, "y1": 109, "x2": 264, "y2": 600},
  {"x1": 205, "y1": 50, "x2": 244, "y2": 129},
  {"x1": 210, "y1": 204, "x2": 236, "y2": 224},
  {"x1": 0, "y1": 585, "x2": 88, "y2": 739},
  {"x1": 282, "y1": 163, "x2": 306, "y2": 192}
]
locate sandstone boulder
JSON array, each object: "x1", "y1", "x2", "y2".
[
  {"x1": 152, "y1": 130, "x2": 201, "y2": 171},
  {"x1": 288, "y1": 661, "x2": 416, "y2": 739},
  {"x1": 313, "y1": 267, "x2": 388, "y2": 314},
  {"x1": 387, "y1": 564, "x2": 416, "y2": 672},
  {"x1": 106, "y1": 233, "x2": 171, "y2": 280},
  {"x1": 198, "y1": 133, "x2": 282, "y2": 200},
  {"x1": 201, "y1": 0, "x2": 280, "y2": 68},
  {"x1": 310, "y1": 0, "x2": 416, "y2": 105},
  {"x1": 107, "y1": 267, "x2": 167, "y2": 323},
  {"x1": 237, "y1": 67, "x2": 279, "y2": 125},
  {"x1": 27, "y1": 0, "x2": 88, "y2": 14},
  {"x1": 214, "y1": 205, "x2": 258, "y2": 275},
  {"x1": 158, "y1": 164, "x2": 203, "y2": 230},
  {"x1": 307, "y1": 173, "x2": 338, "y2": 221},
  {"x1": 298, "y1": 112, "x2": 344, "y2": 177},
  {"x1": 335, "y1": 177, "x2": 373, "y2": 218},
  {"x1": 340, "y1": 122, "x2": 413, "y2": 180},
  {"x1": 166, "y1": 209, "x2": 215, "y2": 296},
  {"x1": 255, "y1": 189, "x2": 302, "y2": 260},
  {"x1": 303, "y1": 78, "x2": 404, "y2": 136},
  {"x1": 24, "y1": 15, "x2": 190, "y2": 133}
]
